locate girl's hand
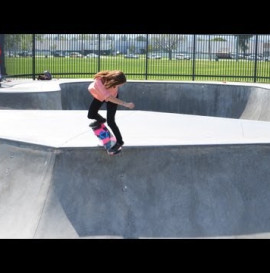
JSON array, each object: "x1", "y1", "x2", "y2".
[{"x1": 125, "y1": 102, "x2": 135, "y2": 109}]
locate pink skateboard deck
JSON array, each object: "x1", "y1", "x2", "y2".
[{"x1": 91, "y1": 123, "x2": 121, "y2": 155}]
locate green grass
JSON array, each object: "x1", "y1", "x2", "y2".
[{"x1": 4, "y1": 56, "x2": 270, "y2": 83}]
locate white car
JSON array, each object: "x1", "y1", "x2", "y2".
[
  {"x1": 69, "y1": 52, "x2": 84, "y2": 58},
  {"x1": 124, "y1": 54, "x2": 139, "y2": 59},
  {"x1": 175, "y1": 54, "x2": 190, "y2": 60},
  {"x1": 147, "y1": 54, "x2": 162, "y2": 59},
  {"x1": 85, "y1": 53, "x2": 99, "y2": 58},
  {"x1": 247, "y1": 55, "x2": 262, "y2": 61}
]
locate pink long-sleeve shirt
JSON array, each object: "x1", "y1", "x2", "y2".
[{"x1": 88, "y1": 78, "x2": 118, "y2": 102}]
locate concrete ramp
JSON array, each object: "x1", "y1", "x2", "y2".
[
  {"x1": 241, "y1": 87, "x2": 270, "y2": 121},
  {"x1": 1, "y1": 140, "x2": 270, "y2": 238},
  {"x1": 43, "y1": 144, "x2": 270, "y2": 238},
  {"x1": 0, "y1": 142, "x2": 55, "y2": 238}
]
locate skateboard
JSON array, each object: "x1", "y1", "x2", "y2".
[{"x1": 91, "y1": 123, "x2": 121, "y2": 155}]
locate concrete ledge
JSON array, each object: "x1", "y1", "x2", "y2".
[
  {"x1": 1, "y1": 110, "x2": 270, "y2": 148},
  {"x1": 1, "y1": 79, "x2": 270, "y2": 121}
]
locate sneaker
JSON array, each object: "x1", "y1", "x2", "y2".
[
  {"x1": 96, "y1": 114, "x2": 106, "y2": 124},
  {"x1": 97, "y1": 116, "x2": 106, "y2": 124},
  {"x1": 108, "y1": 142, "x2": 123, "y2": 154},
  {"x1": 89, "y1": 120, "x2": 101, "y2": 128},
  {"x1": 89, "y1": 118, "x2": 107, "y2": 128}
]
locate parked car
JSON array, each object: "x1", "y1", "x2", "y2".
[
  {"x1": 175, "y1": 54, "x2": 191, "y2": 60},
  {"x1": 230, "y1": 53, "x2": 245, "y2": 59},
  {"x1": 247, "y1": 55, "x2": 263, "y2": 61},
  {"x1": 216, "y1": 52, "x2": 231, "y2": 59},
  {"x1": 69, "y1": 52, "x2": 84, "y2": 58},
  {"x1": 147, "y1": 54, "x2": 162, "y2": 59},
  {"x1": 8, "y1": 52, "x2": 19, "y2": 57},
  {"x1": 124, "y1": 54, "x2": 139, "y2": 59},
  {"x1": 85, "y1": 53, "x2": 99, "y2": 58},
  {"x1": 53, "y1": 52, "x2": 67, "y2": 57},
  {"x1": 18, "y1": 51, "x2": 32, "y2": 57}
]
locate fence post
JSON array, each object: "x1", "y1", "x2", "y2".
[
  {"x1": 253, "y1": 34, "x2": 258, "y2": 83},
  {"x1": 0, "y1": 45, "x2": 2, "y2": 86},
  {"x1": 32, "y1": 34, "x2": 36, "y2": 80},
  {"x1": 192, "y1": 34, "x2": 196, "y2": 81},
  {"x1": 0, "y1": 46, "x2": 1, "y2": 87},
  {"x1": 98, "y1": 34, "x2": 101, "y2": 72},
  {"x1": 0, "y1": 34, "x2": 6, "y2": 86},
  {"x1": 145, "y1": 34, "x2": 149, "y2": 80}
]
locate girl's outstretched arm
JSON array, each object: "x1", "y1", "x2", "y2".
[{"x1": 106, "y1": 95, "x2": 135, "y2": 109}]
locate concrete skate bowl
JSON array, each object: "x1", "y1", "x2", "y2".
[
  {"x1": 1, "y1": 139, "x2": 270, "y2": 239},
  {"x1": 1, "y1": 80, "x2": 270, "y2": 238},
  {"x1": 1, "y1": 80, "x2": 270, "y2": 121}
]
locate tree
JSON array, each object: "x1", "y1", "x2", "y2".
[
  {"x1": 4, "y1": 34, "x2": 33, "y2": 53},
  {"x1": 149, "y1": 34, "x2": 186, "y2": 60},
  {"x1": 1, "y1": 34, "x2": 34, "y2": 77},
  {"x1": 120, "y1": 35, "x2": 128, "y2": 41},
  {"x1": 234, "y1": 34, "x2": 253, "y2": 58},
  {"x1": 20, "y1": 34, "x2": 33, "y2": 52},
  {"x1": 4, "y1": 34, "x2": 22, "y2": 55},
  {"x1": 136, "y1": 35, "x2": 147, "y2": 42}
]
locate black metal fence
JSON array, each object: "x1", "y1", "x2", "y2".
[{"x1": 1, "y1": 34, "x2": 270, "y2": 83}]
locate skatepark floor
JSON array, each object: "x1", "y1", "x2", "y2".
[{"x1": 1, "y1": 80, "x2": 270, "y2": 239}]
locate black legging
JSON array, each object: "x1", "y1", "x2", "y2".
[{"x1": 88, "y1": 97, "x2": 124, "y2": 145}]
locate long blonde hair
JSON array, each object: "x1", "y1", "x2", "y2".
[{"x1": 94, "y1": 70, "x2": 126, "y2": 89}]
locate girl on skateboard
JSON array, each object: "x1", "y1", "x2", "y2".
[{"x1": 88, "y1": 70, "x2": 135, "y2": 154}]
